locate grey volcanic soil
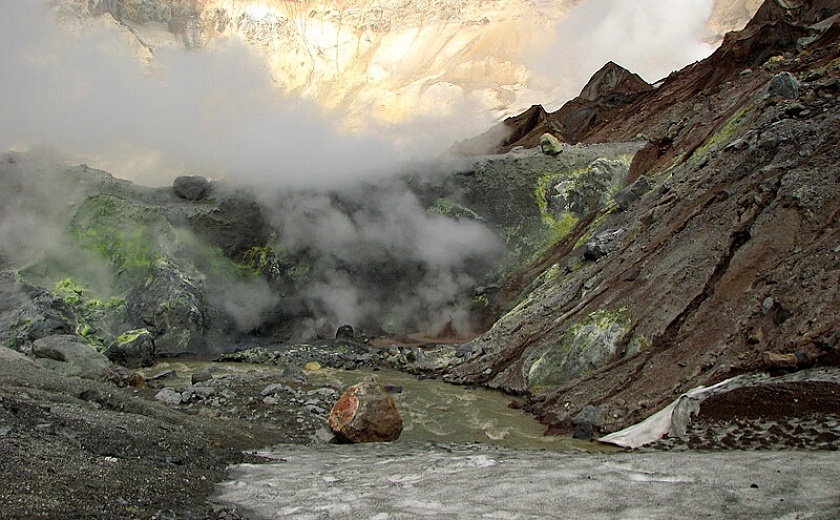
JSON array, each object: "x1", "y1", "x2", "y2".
[{"x1": 0, "y1": 347, "x2": 321, "y2": 520}]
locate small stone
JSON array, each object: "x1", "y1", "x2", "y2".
[
  {"x1": 621, "y1": 268, "x2": 641, "y2": 282},
  {"x1": 784, "y1": 103, "x2": 806, "y2": 117},
  {"x1": 613, "y1": 176, "x2": 652, "y2": 211},
  {"x1": 761, "y1": 351, "x2": 797, "y2": 369},
  {"x1": 35, "y1": 423, "x2": 56, "y2": 435},
  {"x1": 149, "y1": 369, "x2": 177, "y2": 381},
  {"x1": 762, "y1": 297, "x2": 775, "y2": 314},
  {"x1": 154, "y1": 388, "x2": 183, "y2": 405},
  {"x1": 540, "y1": 133, "x2": 563, "y2": 156},
  {"x1": 382, "y1": 385, "x2": 403, "y2": 394},
  {"x1": 571, "y1": 405, "x2": 603, "y2": 440},
  {"x1": 191, "y1": 368, "x2": 213, "y2": 384},
  {"x1": 724, "y1": 138, "x2": 750, "y2": 152},
  {"x1": 747, "y1": 326, "x2": 765, "y2": 344},
  {"x1": 128, "y1": 373, "x2": 147, "y2": 389},
  {"x1": 585, "y1": 228, "x2": 626, "y2": 259},
  {"x1": 260, "y1": 383, "x2": 290, "y2": 396},
  {"x1": 303, "y1": 362, "x2": 322, "y2": 371}
]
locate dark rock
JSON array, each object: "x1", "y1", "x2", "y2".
[
  {"x1": 573, "y1": 421, "x2": 594, "y2": 440},
  {"x1": 105, "y1": 329, "x2": 155, "y2": 368},
  {"x1": 336, "y1": 324, "x2": 355, "y2": 340},
  {"x1": 126, "y1": 264, "x2": 207, "y2": 356},
  {"x1": 101, "y1": 364, "x2": 130, "y2": 386},
  {"x1": 613, "y1": 175, "x2": 652, "y2": 211},
  {"x1": 191, "y1": 368, "x2": 213, "y2": 384},
  {"x1": 148, "y1": 369, "x2": 177, "y2": 381},
  {"x1": 382, "y1": 385, "x2": 403, "y2": 394},
  {"x1": 572, "y1": 405, "x2": 603, "y2": 440},
  {"x1": 768, "y1": 72, "x2": 800, "y2": 99},
  {"x1": 621, "y1": 267, "x2": 641, "y2": 282},
  {"x1": 34, "y1": 423, "x2": 56, "y2": 435},
  {"x1": 328, "y1": 379, "x2": 403, "y2": 443},
  {"x1": 784, "y1": 103, "x2": 806, "y2": 116},
  {"x1": 584, "y1": 228, "x2": 626, "y2": 260},
  {"x1": 184, "y1": 192, "x2": 269, "y2": 257},
  {"x1": 173, "y1": 176, "x2": 210, "y2": 201}
]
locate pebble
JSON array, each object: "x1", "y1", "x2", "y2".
[
  {"x1": 35, "y1": 423, "x2": 56, "y2": 434},
  {"x1": 154, "y1": 388, "x2": 183, "y2": 406}
]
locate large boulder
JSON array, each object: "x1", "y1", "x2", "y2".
[
  {"x1": 126, "y1": 262, "x2": 207, "y2": 355},
  {"x1": 105, "y1": 329, "x2": 156, "y2": 368},
  {"x1": 31, "y1": 335, "x2": 110, "y2": 378},
  {"x1": 173, "y1": 175, "x2": 210, "y2": 201},
  {"x1": 328, "y1": 380, "x2": 403, "y2": 443},
  {"x1": 768, "y1": 72, "x2": 800, "y2": 99}
]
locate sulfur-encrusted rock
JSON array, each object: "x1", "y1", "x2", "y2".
[
  {"x1": 328, "y1": 380, "x2": 403, "y2": 443},
  {"x1": 105, "y1": 329, "x2": 155, "y2": 368},
  {"x1": 540, "y1": 133, "x2": 564, "y2": 156}
]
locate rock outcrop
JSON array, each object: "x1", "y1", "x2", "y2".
[{"x1": 445, "y1": 0, "x2": 840, "y2": 435}]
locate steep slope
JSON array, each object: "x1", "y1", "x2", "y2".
[{"x1": 445, "y1": 0, "x2": 840, "y2": 436}]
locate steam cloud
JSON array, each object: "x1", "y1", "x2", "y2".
[
  {"x1": 1, "y1": 0, "x2": 726, "y2": 341},
  {"x1": 529, "y1": 0, "x2": 716, "y2": 107},
  {"x1": 265, "y1": 183, "x2": 503, "y2": 337},
  {"x1": 0, "y1": 1, "x2": 482, "y2": 188}
]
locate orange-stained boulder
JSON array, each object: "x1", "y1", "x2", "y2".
[{"x1": 328, "y1": 380, "x2": 403, "y2": 443}]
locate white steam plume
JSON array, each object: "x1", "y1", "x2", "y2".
[
  {"x1": 529, "y1": 0, "x2": 716, "y2": 108},
  {"x1": 0, "y1": 1, "x2": 489, "y2": 188},
  {"x1": 265, "y1": 183, "x2": 504, "y2": 337}
]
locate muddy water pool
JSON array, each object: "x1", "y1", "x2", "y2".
[{"x1": 149, "y1": 360, "x2": 610, "y2": 452}]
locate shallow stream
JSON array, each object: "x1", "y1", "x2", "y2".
[
  {"x1": 151, "y1": 360, "x2": 606, "y2": 452},
  {"x1": 309, "y1": 367, "x2": 606, "y2": 452}
]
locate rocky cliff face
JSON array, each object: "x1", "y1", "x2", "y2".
[
  {"x1": 55, "y1": 0, "x2": 761, "y2": 128},
  {"x1": 4, "y1": 0, "x2": 835, "y2": 441},
  {"x1": 444, "y1": 0, "x2": 840, "y2": 435}
]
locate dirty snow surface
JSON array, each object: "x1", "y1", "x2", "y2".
[{"x1": 214, "y1": 442, "x2": 840, "y2": 519}]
